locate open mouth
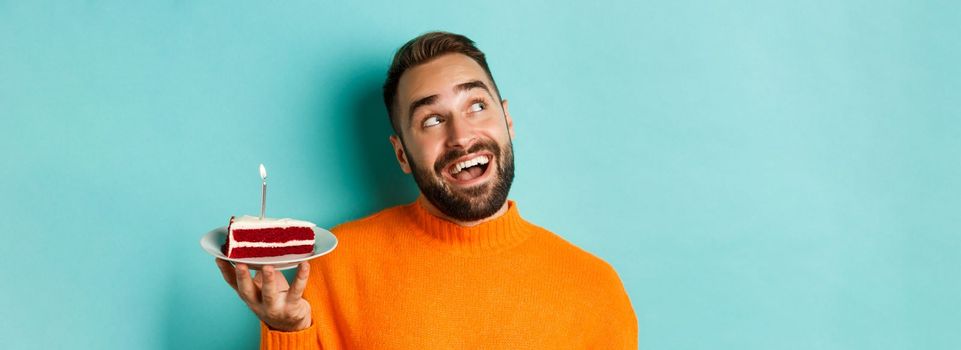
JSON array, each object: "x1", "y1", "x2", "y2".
[{"x1": 442, "y1": 152, "x2": 494, "y2": 186}]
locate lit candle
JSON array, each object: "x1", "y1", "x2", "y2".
[{"x1": 259, "y1": 163, "x2": 267, "y2": 220}]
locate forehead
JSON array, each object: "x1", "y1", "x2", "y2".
[{"x1": 397, "y1": 53, "x2": 492, "y2": 106}]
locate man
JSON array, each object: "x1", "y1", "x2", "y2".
[{"x1": 215, "y1": 31, "x2": 638, "y2": 349}]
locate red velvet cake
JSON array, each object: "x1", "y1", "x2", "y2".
[{"x1": 222, "y1": 215, "x2": 316, "y2": 258}]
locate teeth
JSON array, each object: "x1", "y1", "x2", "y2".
[{"x1": 450, "y1": 155, "x2": 490, "y2": 175}]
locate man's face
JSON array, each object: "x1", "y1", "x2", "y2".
[{"x1": 390, "y1": 53, "x2": 516, "y2": 222}]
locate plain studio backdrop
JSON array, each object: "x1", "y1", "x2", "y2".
[{"x1": 1, "y1": 1, "x2": 959, "y2": 349}]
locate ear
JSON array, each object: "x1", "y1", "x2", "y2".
[
  {"x1": 389, "y1": 134, "x2": 412, "y2": 174},
  {"x1": 501, "y1": 99, "x2": 515, "y2": 140}
]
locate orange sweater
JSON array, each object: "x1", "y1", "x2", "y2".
[{"x1": 260, "y1": 200, "x2": 638, "y2": 349}]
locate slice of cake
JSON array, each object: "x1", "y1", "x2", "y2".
[{"x1": 222, "y1": 215, "x2": 316, "y2": 259}]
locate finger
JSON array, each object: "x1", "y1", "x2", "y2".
[
  {"x1": 261, "y1": 265, "x2": 280, "y2": 308},
  {"x1": 234, "y1": 263, "x2": 258, "y2": 304},
  {"x1": 287, "y1": 262, "x2": 310, "y2": 302},
  {"x1": 215, "y1": 259, "x2": 238, "y2": 290},
  {"x1": 274, "y1": 269, "x2": 291, "y2": 292},
  {"x1": 253, "y1": 270, "x2": 289, "y2": 291},
  {"x1": 253, "y1": 271, "x2": 264, "y2": 290}
]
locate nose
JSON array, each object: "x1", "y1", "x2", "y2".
[{"x1": 444, "y1": 114, "x2": 476, "y2": 149}]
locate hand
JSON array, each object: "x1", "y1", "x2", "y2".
[{"x1": 215, "y1": 259, "x2": 313, "y2": 332}]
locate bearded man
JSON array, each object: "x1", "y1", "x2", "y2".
[{"x1": 216, "y1": 31, "x2": 638, "y2": 349}]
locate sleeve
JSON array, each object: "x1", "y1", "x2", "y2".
[
  {"x1": 260, "y1": 320, "x2": 322, "y2": 350},
  {"x1": 592, "y1": 263, "x2": 639, "y2": 349}
]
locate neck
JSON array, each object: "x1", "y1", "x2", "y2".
[{"x1": 416, "y1": 195, "x2": 509, "y2": 227}]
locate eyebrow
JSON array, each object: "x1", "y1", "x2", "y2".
[{"x1": 407, "y1": 80, "x2": 494, "y2": 127}]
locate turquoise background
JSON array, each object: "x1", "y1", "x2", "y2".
[{"x1": 2, "y1": 1, "x2": 959, "y2": 349}]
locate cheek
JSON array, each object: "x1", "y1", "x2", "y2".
[
  {"x1": 480, "y1": 122, "x2": 512, "y2": 145},
  {"x1": 478, "y1": 114, "x2": 510, "y2": 135},
  {"x1": 407, "y1": 142, "x2": 444, "y2": 169}
]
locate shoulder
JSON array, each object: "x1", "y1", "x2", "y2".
[
  {"x1": 526, "y1": 221, "x2": 622, "y2": 280},
  {"x1": 313, "y1": 204, "x2": 410, "y2": 268},
  {"x1": 318, "y1": 204, "x2": 412, "y2": 254},
  {"x1": 524, "y1": 221, "x2": 638, "y2": 341},
  {"x1": 524, "y1": 220, "x2": 635, "y2": 308},
  {"x1": 329, "y1": 203, "x2": 412, "y2": 237}
]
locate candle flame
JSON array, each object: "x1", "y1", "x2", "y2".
[{"x1": 259, "y1": 164, "x2": 267, "y2": 180}]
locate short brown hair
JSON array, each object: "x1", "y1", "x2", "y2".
[{"x1": 382, "y1": 31, "x2": 501, "y2": 135}]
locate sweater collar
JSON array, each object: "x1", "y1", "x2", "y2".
[{"x1": 409, "y1": 199, "x2": 533, "y2": 255}]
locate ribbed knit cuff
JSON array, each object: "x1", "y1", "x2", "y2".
[{"x1": 260, "y1": 320, "x2": 319, "y2": 350}]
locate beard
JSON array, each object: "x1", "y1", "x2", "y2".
[{"x1": 404, "y1": 137, "x2": 515, "y2": 222}]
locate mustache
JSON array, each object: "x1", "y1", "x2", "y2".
[{"x1": 433, "y1": 139, "x2": 501, "y2": 174}]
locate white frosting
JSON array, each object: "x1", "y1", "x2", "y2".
[
  {"x1": 230, "y1": 215, "x2": 316, "y2": 230},
  {"x1": 229, "y1": 239, "x2": 315, "y2": 248}
]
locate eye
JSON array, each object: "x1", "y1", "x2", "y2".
[
  {"x1": 469, "y1": 101, "x2": 486, "y2": 112},
  {"x1": 422, "y1": 115, "x2": 442, "y2": 128}
]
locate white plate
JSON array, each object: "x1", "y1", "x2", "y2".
[{"x1": 200, "y1": 226, "x2": 337, "y2": 271}]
